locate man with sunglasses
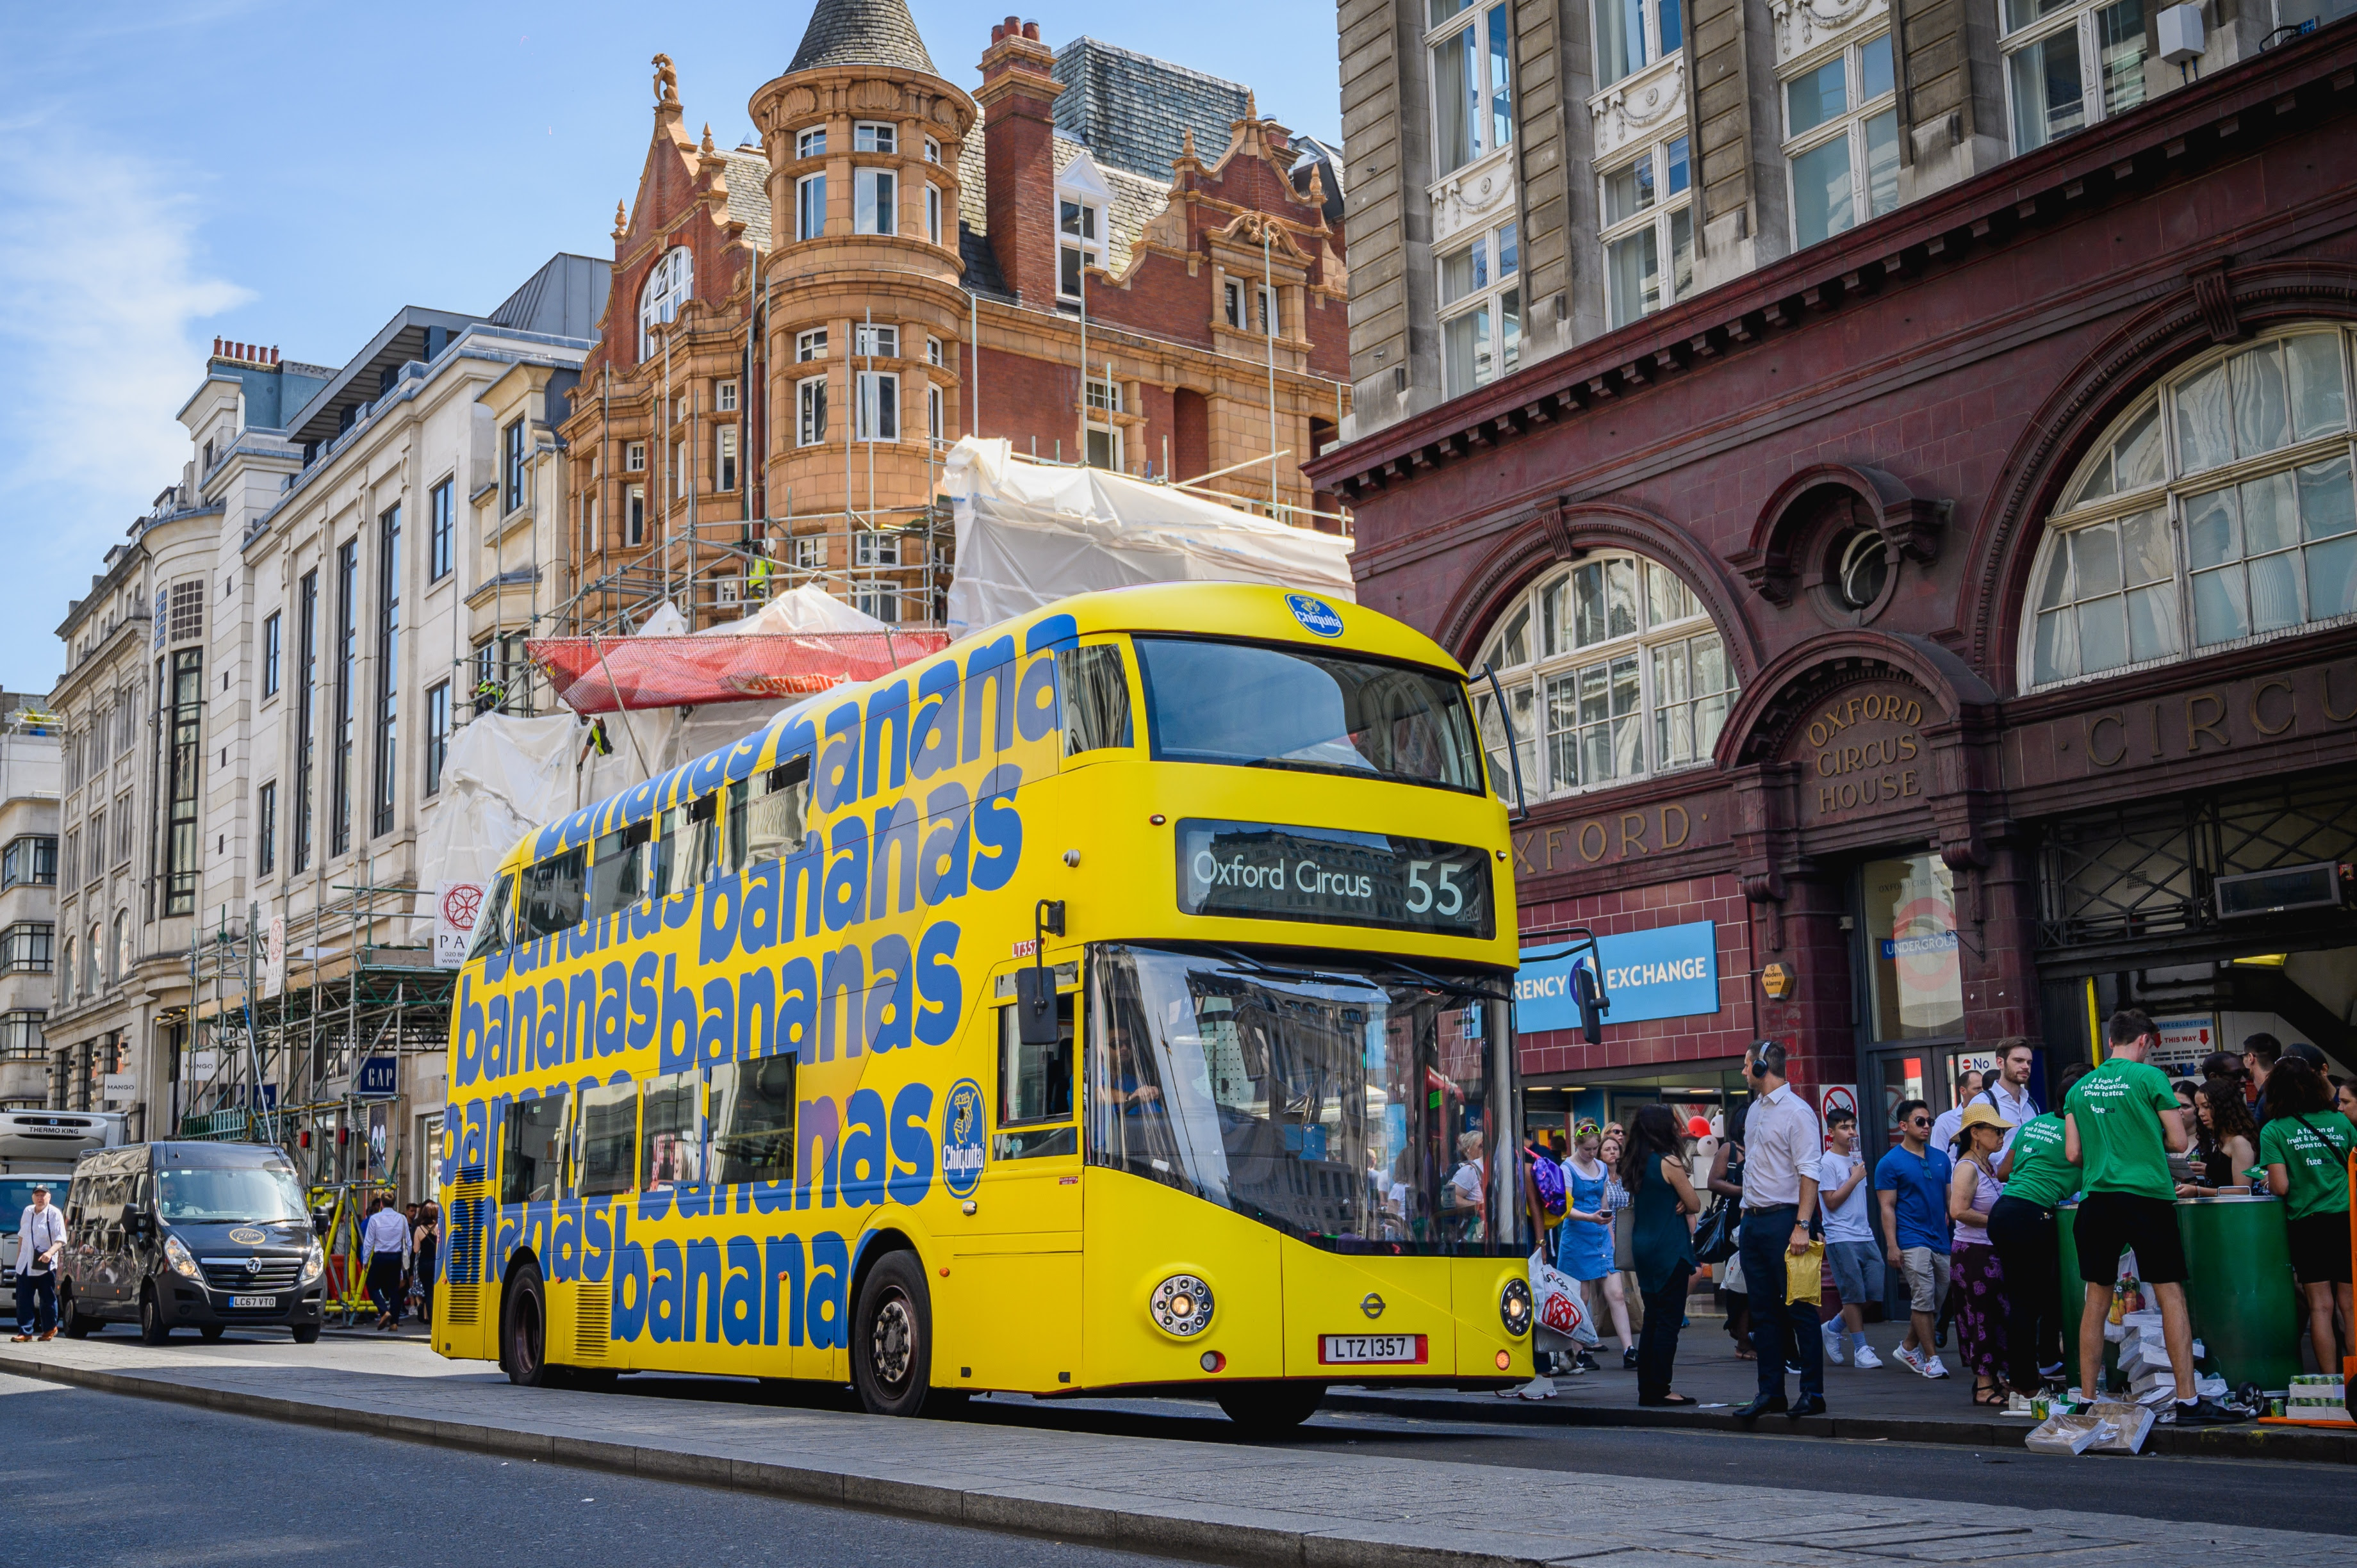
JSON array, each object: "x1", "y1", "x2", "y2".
[
  {"x1": 1875, "y1": 1098, "x2": 1952, "y2": 1379},
  {"x1": 1731, "y1": 1040, "x2": 1826, "y2": 1423}
]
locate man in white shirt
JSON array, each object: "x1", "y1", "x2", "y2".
[
  {"x1": 1969, "y1": 1040, "x2": 2040, "y2": 1154},
  {"x1": 12, "y1": 1184, "x2": 66, "y2": 1341},
  {"x1": 1732, "y1": 1040, "x2": 1827, "y2": 1424},
  {"x1": 359, "y1": 1195, "x2": 411, "y2": 1332},
  {"x1": 1928, "y1": 1066, "x2": 1985, "y2": 1163},
  {"x1": 1816, "y1": 1107, "x2": 1884, "y2": 1369}
]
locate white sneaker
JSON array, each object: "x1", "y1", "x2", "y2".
[
  {"x1": 1894, "y1": 1343, "x2": 1928, "y2": 1376},
  {"x1": 1822, "y1": 1330, "x2": 1846, "y2": 1366},
  {"x1": 1853, "y1": 1343, "x2": 1884, "y2": 1369},
  {"x1": 1516, "y1": 1376, "x2": 1558, "y2": 1400},
  {"x1": 1922, "y1": 1354, "x2": 1952, "y2": 1379}
]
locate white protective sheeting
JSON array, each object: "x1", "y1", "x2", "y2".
[
  {"x1": 942, "y1": 436, "x2": 1355, "y2": 636},
  {"x1": 415, "y1": 714, "x2": 583, "y2": 890},
  {"x1": 700, "y1": 582, "x2": 891, "y2": 637}
]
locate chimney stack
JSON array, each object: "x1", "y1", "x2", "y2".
[{"x1": 976, "y1": 18, "x2": 1062, "y2": 305}]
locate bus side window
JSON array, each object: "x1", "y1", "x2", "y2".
[
  {"x1": 682, "y1": 793, "x2": 723, "y2": 888},
  {"x1": 573, "y1": 1081, "x2": 637, "y2": 1197},
  {"x1": 641, "y1": 1070, "x2": 703, "y2": 1189},
  {"x1": 993, "y1": 994, "x2": 1076, "y2": 1161},
  {"x1": 737, "y1": 756, "x2": 810, "y2": 870},
  {"x1": 709, "y1": 1056, "x2": 796, "y2": 1184},
  {"x1": 650, "y1": 805, "x2": 688, "y2": 899},
  {"x1": 586, "y1": 819, "x2": 652, "y2": 921},
  {"x1": 467, "y1": 874, "x2": 516, "y2": 961},
  {"x1": 1058, "y1": 643, "x2": 1132, "y2": 755},
  {"x1": 521, "y1": 845, "x2": 587, "y2": 940},
  {"x1": 500, "y1": 1090, "x2": 568, "y2": 1205}
]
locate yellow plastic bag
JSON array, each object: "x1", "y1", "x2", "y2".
[{"x1": 1785, "y1": 1240, "x2": 1825, "y2": 1305}]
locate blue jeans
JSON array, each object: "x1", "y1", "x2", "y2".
[
  {"x1": 14, "y1": 1270, "x2": 56, "y2": 1335},
  {"x1": 1739, "y1": 1204, "x2": 1823, "y2": 1401}
]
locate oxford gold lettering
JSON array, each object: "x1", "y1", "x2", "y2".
[
  {"x1": 1578, "y1": 821, "x2": 1607, "y2": 863},
  {"x1": 1660, "y1": 803, "x2": 1691, "y2": 849},
  {"x1": 1512, "y1": 831, "x2": 1536, "y2": 875},
  {"x1": 2326, "y1": 665, "x2": 2357, "y2": 724},
  {"x1": 1620, "y1": 813, "x2": 1647, "y2": 857},
  {"x1": 1544, "y1": 824, "x2": 1566, "y2": 870}
]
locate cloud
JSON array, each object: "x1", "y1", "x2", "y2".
[{"x1": 0, "y1": 141, "x2": 250, "y2": 685}]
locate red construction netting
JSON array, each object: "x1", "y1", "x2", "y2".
[{"x1": 527, "y1": 632, "x2": 951, "y2": 714}]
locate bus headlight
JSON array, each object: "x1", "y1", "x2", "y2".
[
  {"x1": 1150, "y1": 1274, "x2": 1215, "y2": 1337},
  {"x1": 1499, "y1": 1277, "x2": 1532, "y2": 1337},
  {"x1": 164, "y1": 1234, "x2": 202, "y2": 1280}
]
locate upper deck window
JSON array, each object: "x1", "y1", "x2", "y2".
[{"x1": 1133, "y1": 637, "x2": 1483, "y2": 794}]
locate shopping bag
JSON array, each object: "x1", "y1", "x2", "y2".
[
  {"x1": 1785, "y1": 1241, "x2": 1824, "y2": 1305},
  {"x1": 1529, "y1": 1250, "x2": 1597, "y2": 1345},
  {"x1": 1692, "y1": 1196, "x2": 1739, "y2": 1263}
]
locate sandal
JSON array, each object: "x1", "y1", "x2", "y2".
[{"x1": 1973, "y1": 1385, "x2": 2007, "y2": 1407}]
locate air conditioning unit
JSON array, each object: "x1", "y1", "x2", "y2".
[{"x1": 2213, "y1": 860, "x2": 2349, "y2": 920}]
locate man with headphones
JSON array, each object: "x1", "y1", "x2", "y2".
[{"x1": 1732, "y1": 1039, "x2": 1828, "y2": 1423}]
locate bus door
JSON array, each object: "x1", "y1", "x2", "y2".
[{"x1": 939, "y1": 963, "x2": 1082, "y2": 1391}]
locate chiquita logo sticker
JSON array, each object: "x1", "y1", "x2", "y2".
[
  {"x1": 1285, "y1": 594, "x2": 1344, "y2": 638},
  {"x1": 227, "y1": 1227, "x2": 266, "y2": 1245},
  {"x1": 942, "y1": 1077, "x2": 985, "y2": 1198}
]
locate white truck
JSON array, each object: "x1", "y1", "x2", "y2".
[{"x1": 1, "y1": 1109, "x2": 126, "y2": 1314}]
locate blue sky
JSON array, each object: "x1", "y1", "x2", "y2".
[{"x1": 0, "y1": 0, "x2": 1342, "y2": 692}]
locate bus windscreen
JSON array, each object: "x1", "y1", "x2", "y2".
[
  {"x1": 1087, "y1": 944, "x2": 1522, "y2": 1257},
  {"x1": 1134, "y1": 638, "x2": 1483, "y2": 794}
]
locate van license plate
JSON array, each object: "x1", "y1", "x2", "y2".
[
  {"x1": 1320, "y1": 1333, "x2": 1426, "y2": 1364},
  {"x1": 230, "y1": 1295, "x2": 277, "y2": 1309}
]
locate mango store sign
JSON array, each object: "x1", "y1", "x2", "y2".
[{"x1": 1515, "y1": 920, "x2": 1721, "y2": 1033}]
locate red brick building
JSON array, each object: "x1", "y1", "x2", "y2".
[
  {"x1": 561, "y1": 5, "x2": 1351, "y2": 635},
  {"x1": 1311, "y1": 25, "x2": 2357, "y2": 1138}
]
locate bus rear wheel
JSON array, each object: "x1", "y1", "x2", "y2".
[
  {"x1": 1217, "y1": 1382, "x2": 1326, "y2": 1432},
  {"x1": 851, "y1": 1251, "x2": 936, "y2": 1417}
]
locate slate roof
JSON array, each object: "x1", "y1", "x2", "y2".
[
  {"x1": 1051, "y1": 37, "x2": 1251, "y2": 184},
  {"x1": 723, "y1": 147, "x2": 773, "y2": 249},
  {"x1": 955, "y1": 134, "x2": 1172, "y2": 281},
  {"x1": 787, "y1": 0, "x2": 937, "y2": 75}
]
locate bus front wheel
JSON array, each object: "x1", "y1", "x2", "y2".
[
  {"x1": 1217, "y1": 1382, "x2": 1327, "y2": 1432},
  {"x1": 851, "y1": 1251, "x2": 937, "y2": 1418}
]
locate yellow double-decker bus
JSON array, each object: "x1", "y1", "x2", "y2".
[{"x1": 434, "y1": 582, "x2": 1532, "y2": 1426}]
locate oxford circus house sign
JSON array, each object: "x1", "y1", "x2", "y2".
[{"x1": 1784, "y1": 682, "x2": 1942, "y2": 826}]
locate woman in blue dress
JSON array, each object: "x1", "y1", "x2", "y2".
[{"x1": 1560, "y1": 1122, "x2": 1634, "y2": 1369}]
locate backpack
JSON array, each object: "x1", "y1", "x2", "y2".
[{"x1": 1527, "y1": 1149, "x2": 1567, "y2": 1217}]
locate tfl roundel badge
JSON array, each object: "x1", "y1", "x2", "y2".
[
  {"x1": 1285, "y1": 593, "x2": 1345, "y2": 638},
  {"x1": 942, "y1": 1077, "x2": 986, "y2": 1198}
]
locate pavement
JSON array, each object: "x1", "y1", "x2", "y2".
[
  {"x1": 6, "y1": 1328, "x2": 2357, "y2": 1568},
  {"x1": 1324, "y1": 1314, "x2": 2357, "y2": 1463}
]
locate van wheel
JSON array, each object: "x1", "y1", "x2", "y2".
[
  {"x1": 58, "y1": 1286, "x2": 96, "y2": 1339},
  {"x1": 1217, "y1": 1382, "x2": 1327, "y2": 1432},
  {"x1": 851, "y1": 1251, "x2": 937, "y2": 1417},
  {"x1": 291, "y1": 1324, "x2": 321, "y2": 1344},
  {"x1": 139, "y1": 1286, "x2": 173, "y2": 1345},
  {"x1": 502, "y1": 1264, "x2": 555, "y2": 1387}
]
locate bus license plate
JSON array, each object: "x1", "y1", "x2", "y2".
[
  {"x1": 1320, "y1": 1333, "x2": 1426, "y2": 1364},
  {"x1": 230, "y1": 1295, "x2": 277, "y2": 1309}
]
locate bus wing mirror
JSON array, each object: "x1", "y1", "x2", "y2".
[
  {"x1": 1015, "y1": 966, "x2": 1063, "y2": 1046},
  {"x1": 1573, "y1": 960, "x2": 1609, "y2": 1045}
]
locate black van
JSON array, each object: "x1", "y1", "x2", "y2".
[{"x1": 58, "y1": 1141, "x2": 326, "y2": 1343}]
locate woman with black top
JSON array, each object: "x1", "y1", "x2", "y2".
[
  {"x1": 2176, "y1": 1077, "x2": 2260, "y2": 1198},
  {"x1": 1709, "y1": 1101, "x2": 1750, "y2": 1359}
]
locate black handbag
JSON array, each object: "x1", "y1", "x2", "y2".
[{"x1": 1693, "y1": 1195, "x2": 1739, "y2": 1263}]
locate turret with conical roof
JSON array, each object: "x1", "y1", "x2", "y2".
[{"x1": 749, "y1": 0, "x2": 977, "y2": 553}]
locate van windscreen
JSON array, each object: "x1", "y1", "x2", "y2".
[{"x1": 155, "y1": 1163, "x2": 307, "y2": 1223}]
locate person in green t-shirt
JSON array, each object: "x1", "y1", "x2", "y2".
[
  {"x1": 1984, "y1": 1061, "x2": 2090, "y2": 1399},
  {"x1": 2257, "y1": 1056, "x2": 2354, "y2": 1374},
  {"x1": 2064, "y1": 1011, "x2": 2235, "y2": 1425}
]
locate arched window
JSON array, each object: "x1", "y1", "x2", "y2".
[
  {"x1": 1473, "y1": 550, "x2": 1737, "y2": 800},
  {"x1": 85, "y1": 924, "x2": 101, "y2": 995},
  {"x1": 637, "y1": 247, "x2": 694, "y2": 362},
  {"x1": 58, "y1": 938, "x2": 72, "y2": 1006},
  {"x1": 111, "y1": 911, "x2": 128, "y2": 986},
  {"x1": 2023, "y1": 323, "x2": 2357, "y2": 690}
]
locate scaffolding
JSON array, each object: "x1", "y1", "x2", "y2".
[{"x1": 173, "y1": 860, "x2": 451, "y2": 1206}]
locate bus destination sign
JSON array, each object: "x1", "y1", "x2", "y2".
[{"x1": 1174, "y1": 819, "x2": 1494, "y2": 940}]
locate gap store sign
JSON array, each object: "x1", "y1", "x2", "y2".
[{"x1": 1515, "y1": 920, "x2": 1721, "y2": 1033}]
